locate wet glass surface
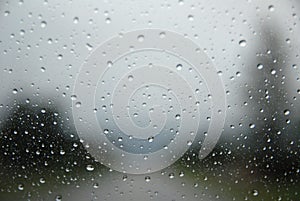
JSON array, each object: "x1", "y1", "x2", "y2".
[{"x1": 0, "y1": 0, "x2": 299, "y2": 200}]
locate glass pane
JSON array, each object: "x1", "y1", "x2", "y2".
[{"x1": 0, "y1": 0, "x2": 299, "y2": 200}]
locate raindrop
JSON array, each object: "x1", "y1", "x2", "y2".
[
  {"x1": 75, "y1": 102, "x2": 81, "y2": 108},
  {"x1": 86, "y1": 43, "x2": 93, "y2": 51},
  {"x1": 93, "y1": 183, "x2": 99, "y2": 189},
  {"x1": 257, "y1": 63, "x2": 263, "y2": 70},
  {"x1": 268, "y1": 5, "x2": 275, "y2": 12},
  {"x1": 73, "y1": 17, "x2": 79, "y2": 24},
  {"x1": 148, "y1": 136, "x2": 154, "y2": 143},
  {"x1": 188, "y1": 15, "x2": 194, "y2": 21},
  {"x1": 128, "y1": 75, "x2": 134, "y2": 81},
  {"x1": 18, "y1": 184, "x2": 24, "y2": 191},
  {"x1": 12, "y1": 88, "x2": 18, "y2": 94},
  {"x1": 57, "y1": 54, "x2": 63, "y2": 60},
  {"x1": 39, "y1": 177, "x2": 46, "y2": 184},
  {"x1": 55, "y1": 195, "x2": 62, "y2": 201},
  {"x1": 270, "y1": 69, "x2": 276, "y2": 75},
  {"x1": 137, "y1": 35, "x2": 144, "y2": 42},
  {"x1": 284, "y1": 109, "x2": 290, "y2": 116},
  {"x1": 159, "y1": 32, "x2": 166, "y2": 38},
  {"x1": 176, "y1": 64, "x2": 182, "y2": 71},
  {"x1": 86, "y1": 164, "x2": 95, "y2": 171},
  {"x1": 239, "y1": 40, "x2": 247, "y2": 47},
  {"x1": 4, "y1": 11, "x2": 10, "y2": 16},
  {"x1": 252, "y1": 189, "x2": 259, "y2": 196},
  {"x1": 145, "y1": 176, "x2": 151, "y2": 182},
  {"x1": 40, "y1": 21, "x2": 47, "y2": 28},
  {"x1": 105, "y1": 17, "x2": 111, "y2": 24},
  {"x1": 249, "y1": 123, "x2": 255, "y2": 129}
]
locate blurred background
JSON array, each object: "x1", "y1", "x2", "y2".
[{"x1": 0, "y1": 0, "x2": 299, "y2": 200}]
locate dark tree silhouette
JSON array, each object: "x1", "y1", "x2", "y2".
[
  {"x1": 0, "y1": 99, "x2": 101, "y2": 188},
  {"x1": 246, "y1": 22, "x2": 299, "y2": 179}
]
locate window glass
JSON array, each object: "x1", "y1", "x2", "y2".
[{"x1": 0, "y1": 0, "x2": 299, "y2": 200}]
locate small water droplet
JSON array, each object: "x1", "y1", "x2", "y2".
[
  {"x1": 176, "y1": 64, "x2": 182, "y2": 71},
  {"x1": 39, "y1": 177, "x2": 46, "y2": 184},
  {"x1": 86, "y1": 164, "x2": 94, "y2": 171},
  {"x1": 73, "y1": 17, "x2": 79, "y2": 24},
  {"x1": 55, "y1": 195, "x2": 62, "y2": 201},
  {"x1": 18, "y1": 184, "x2": 24, "y2": 191},
  {"x1": 40, "y1": 21, "x2": 47, "y2": 28},
  {"x1": 252, "y1": 189, "x2": 259, "y2": 196},
  {"x1": 188, "y1": 15, "x2": 194, "y2": 21},
  {"x1": 105, "y1": 17, "x2": 111, "y2": 24},
  {"x1": 93, "y1": 183, "x2": 99, "y2": 188},
  {"x1": 4, "y1": 11, "x2": 10, "y2": 16},
  {"x1": 128, "y1": 75, "x2": 134, "y2": 81},
  {"x1": 239, "y1": 40, "x2": 247, "y2": 47},
  {"x1": 175, "y1": 114, "x2": 181, "y2": 119},
  {"x1": 270, "y1": 69, "x2": 276, "y2": 75},
  {"x1": 257, "y1": 63, "x2": 263, "y2": 70},
  {"x1": 249, "y1": 123, "x2": 255, "y2": 129},
  {"x1": 284, "y1": 109, "x2": 290, "y2": 116},
  {"x1": 148, "y1": 136, "x2": 154, "y2": 142},
  {"x1": 137, "y1": 35, "x2": 144, "y2": 42},
  {"x1": 75, "y1": 102, "x2": 81, "y2": 108},
  {"x1": 268, "y1": 5, "x2": 275, "y2": 12},
  {"x1": 57, "y1": 54, "x2": 63, "y2": 60},
  {"x1": 12, "y1": 88, "x2": 18, "y2": 94}
]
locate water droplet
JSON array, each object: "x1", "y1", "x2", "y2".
[
  {"x1": 73, "y1": 17, "x2": 79, "y2": 24},
  {"x1": 86, "y1": 43, "x2": 93, "y2": 51},
  {"x1": 40, "y1": 21, "x2": 47, "y2": 28},
  {"x1": 169, "y1": 173, "x2": 175, "y2": 179},
  {"x1": 128, "y1": 75, "x2": 134, "y2": 81},
  {"x1": 41, "y1": 67, "x2": 46, "y2": 72},
  {"x1": 148, "y1": 136, "x2": 154, "y2": 142},
  {"x1": 105, "y1": 17, "x2": 111, "y2": 24},
  {"x1": 20, "y1": 29, "x2": 25, "y2": 35},
  {"x1": 93, "y1": 183, "x2": 99, "y2": 188},
  {"x1": 86, "y1": 164, "x2": 94, "y2": 171},
  {"x1": 284, "y1": 109, "x2": 290, "y2": 116},
  {"x1": 249, "y1": 123, "x2": 255, "y2": 129},
  {"x1": 71, "y1": 95, "x2": 77, "y2": 100},
  {"x1": 176, "y1": 64, "x2": 182, "y2": 71},
  {"x1": 188, "y1": 15, "x2": 194, "y2": 21},
  {"x1": 270, "y1": 69, "x2": 276, "y2": 75},
  {"x1": 252, "y1": 189, "x2": 259, "y2": 196},
  {"x1": 57, "y1": 54, "x2": 63, "y2": 60},
  {"x1": 18, "y1": 184, "x2": 24, "y2": 191},
  {"x1": 4, "y1": 10, "x2": 10, "y2": 16},
  {"x1": 55, "y1": 195, "x2": 62, "y2": 201},
  {"x1": 268, "y1": 5, "x2": 275, "y2": 12},
  {"x1": 257, "y1": 63, "x2": 263, "y2": 70},
  {"x1": 145, "y1": 176, "x2": 151, "y2": 182},
  {"x1": 75, "y1": 102, "x2": 81, "y2": 108},
  {"x1": 12, "y1": 88, "x2": 18, "y2": 94},
  {"x1": 239, "y1": 40, "x2": 247, "y2": 47},
  {"x1": 175, "y1": 114, "x2": 181, "y2": 119},
  {"x1": 39, "y1": 177, "x2": 46, "y2": 184},
  {"x1": 159, "y1": 32, "x2": 166, "y2": 38},
  {"x1": 137, "y1": 35, "x2": 144, "y2": 42}
]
